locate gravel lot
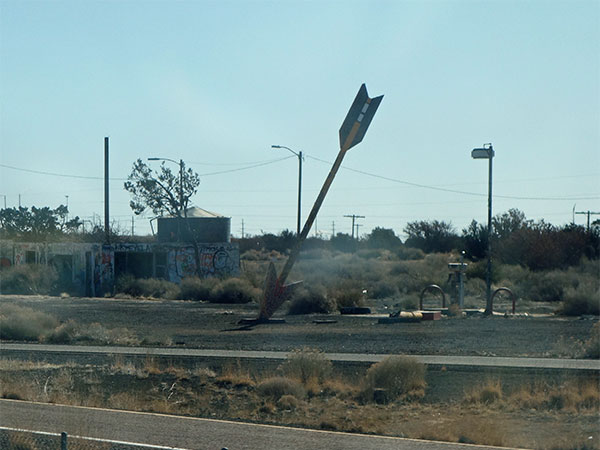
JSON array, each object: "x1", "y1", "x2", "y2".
[{"x1": 1, "y1": 295, "x2": 596, "y2": 358}]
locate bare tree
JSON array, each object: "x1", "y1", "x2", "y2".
[{"x1": 124, "y1": 158, "x2": 200, "y2": 217}]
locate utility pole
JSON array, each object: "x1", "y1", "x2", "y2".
[
  {"x1": 332, "y1": 221, "x2": 335, "y2": 237},
  {"x1": 575, "y1": 210, "x2": 600, "y2": 231},
  {"x1": 241, "y1": 219, "x2": 245, "y2": 239},
  {"x1": 344, "y1": 214, "x2": 365, "y2": 239},
  {"x1": 104, "y1": 137, "x2": 110, "y2": 244},
  {"x1": 131, "y1": 216, "x2": 135, "y2": 236},
  {"x1": 355, "y1": 222, "x2": 362, "y2": 239}
]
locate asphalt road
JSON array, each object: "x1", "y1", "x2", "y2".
[
  {"x1": 2, "y1": 343, "x2": 599, "y2": 371},
  {"x1": 0, "y1": 400, "x2": 525, "y2": 450}
]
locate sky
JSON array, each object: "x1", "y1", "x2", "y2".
[{"x1": 1, "y1": 0, "x2": 598, "y2": 240}]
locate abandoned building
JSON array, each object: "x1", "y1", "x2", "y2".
[{"x1": 0, "y1": 208, "x2": 240, "y2": 296}]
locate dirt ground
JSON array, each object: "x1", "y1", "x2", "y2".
[
  {"x1": 1, "y1": 294, "x2": 599, "y2": 450},
  {"x1": 0, "y1": 360, "x2": 598, "y2": 450},
  {"x1": 1, "y1": 294, "x2": 596, "y2": 358}
]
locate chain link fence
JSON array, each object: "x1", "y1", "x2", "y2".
[{"x1": 0, "y1": 427, "x2": 189, "y2": 450}]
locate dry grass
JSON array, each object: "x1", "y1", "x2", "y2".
[
  {"x1": 464, "y1": 379, "x2": 503, "y2": 405},
  {"x1": 508, "y1": 380, "x2": 599, "y2": 412},
  {"x1": 257, "y1": 377, "x2": 305, "y2": 400},
  {"x1": 1, "y1": 357, "x2": 598, "y2": 450},
  {"x1": 0, "y1": 304, "x2": 59, "y2": 341},
  {"x1": 278, "y1": 347, "x2": 333, "y2": 384},
  {"x1": 216, "y1": 361, "x2": 255, "y2": 388},
  {"x1": 361, "y1": 356, "x2": 426, "y2": 403},
  {"x1": 465, "y1": 378, "x2": 600, "y2": 412},
  {"x1": 419, "y1": 416, "x2": 506, "y2": 447}
]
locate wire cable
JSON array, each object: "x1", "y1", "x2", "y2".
[{"x1": 305, "y1": 155, "x2": 600, "y2": 201}]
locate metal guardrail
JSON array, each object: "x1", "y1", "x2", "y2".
[{"x1": 0, "y1": 427, "x2": 188, "y2": 450}]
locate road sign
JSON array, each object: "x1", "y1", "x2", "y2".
[{"x1": 339, "y1": 84, "x2": 384, "y2": 152}]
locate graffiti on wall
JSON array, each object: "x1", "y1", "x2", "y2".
[
  {"x1": 1, "y1": 241, "x2": 239, "y2": 292},
  {"x1": 167, "y1": 244, "x2": 239, "y2": 282},
  {"x1": 94, "y1": 246, "x2": 114, "y2": 295}
]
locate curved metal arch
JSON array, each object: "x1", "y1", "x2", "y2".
[
  {"x1": 419, "y1": 284, "x2": 446, "y2": 310},
  {"x1": 491, "y1": 287, "x2": 517, "y2": 314}
]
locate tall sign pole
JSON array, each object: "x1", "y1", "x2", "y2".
[{"x1": 258, "y1": 84, "x2": 383, "y2": 320}]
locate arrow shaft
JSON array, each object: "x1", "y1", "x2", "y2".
[{"x1": 277, "y1": 146, "x2": 349, "y2": 286}]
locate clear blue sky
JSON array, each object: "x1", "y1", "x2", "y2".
[{"x1": 1, "y1": 0, "x2": 598, "y2": 239}]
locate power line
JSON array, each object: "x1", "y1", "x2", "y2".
[
  {"x1": 305, "y1": 155, "x2": 600, "y2": 201},
  {"x1": 2, "y1": 156, "x2": 598, "y2": 202},
  {"x1": 0, "y1": 163, "x2": 125, "y2": 181},
  {"x1": 0, "y1": 156, "x2": 294, "y2": 181},
  {"x1": 196, "y1": 156, "x2": 293, "y2": 176},
  {"x1": 188, "y1": 157, "x2": 292, "y2": 166}
]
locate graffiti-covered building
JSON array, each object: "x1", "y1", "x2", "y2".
[{"x1": 0, "y1": 208, "x2": 240, "y2": 296}]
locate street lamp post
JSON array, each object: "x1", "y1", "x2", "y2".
[
  {"x1": 471, "y1": 143, "x2": 494, "y2": 314},
  {"x1": 272, "y1": 145, "x2": 303, "y2": 235}
]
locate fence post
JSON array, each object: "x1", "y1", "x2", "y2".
[{"x1": 61, "y1": 432, "x2": 67, "y2": 450}]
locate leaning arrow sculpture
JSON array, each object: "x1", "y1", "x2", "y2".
[{"x1": 257, "y1": 84, "x2": 384, "y2": 321}]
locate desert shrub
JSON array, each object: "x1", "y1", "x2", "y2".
[
  {"x1": 369, "y1": 280, "x2": 399, "y2": 299},
  {"x1": 496, "y1": 263, "x2": 530, "y2": 284},
  {"x1": 75, "y1": 322, "x2": 141, "y2": 346},
  {"x1": 0, "y1": 304, "x2": 59, "y2": 341},
  {"x1": 395, "y1": 273, "x2": 425, "y2": 295},
  {"x1": 464, "y1": 277, "x2": 486, "y2": 298},
  {"x1": 559, "y1": 282, "x2": 600, "y2": 316},
  {"x1": 178, "y1": 276, "x2": 219, "y2": 301},
  {"x1": 279, "y1": 348, "x2": 333, "y2": 384},
  {"x1": 465, "y1": 260, "x2": 499, "y2": 283},
  {"x1": 0, "y1": 264, "x2": 58, "y2": 295},
  {"x1": 395, "y1": 246, "x2": 425, "y2": 261},
  {"x1": 287, "y1": 285, "x2": 335, "y2": 315},
  {"x1": 114, "y1": 274, "x2": 139, "y2": 295},
  {"x1": 389, "y1": 261, "x2": 411, "y2": 276},
  {"x1": 361, "y1": 356, "x2": 426, "y2": 402},
  {"x1": 356, "y1": 248, "x2": 396, "y2": 260},
  {"x1": 240, "y1": 249, "x2": 267, "y2": 261},
  {"x1": 524, "y1": 270, "x2": 580, "y2": 302},
  {"x1": 332, "y1": 289, "x2": 364, "y2": 310},
  {"x1": 210, "y1": 277, "x2": 260, "y2": 304},
  {"x1": 42, "y1": 320, "x2": 78, "y2": 344},
  {"x1": 399, "y1": 296, "x2": 418, "y2": 311},
  {"x1": 277, "y1": 394, "x2": 299, "y2": 410},
  {"x1": 464, "y1": 379, "x2": 503, "y2": 404},
  {"x1": 300, "y1": 247, "x2": 333, "y2": 260},
  {"x1": 139, "y1": 278, "x2": 179, "y2": 299},
  {"x1": 115, "y1": 274, "x2": 179, "y2": 299},
  {"x1": 257, "y1": 377, "x2": 305, "y2": 400}
]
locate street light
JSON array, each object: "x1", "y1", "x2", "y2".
[
  {"x1": 471, "y1": 143, "x2": 494, "y2": 314},
  {"x1": 272, "y1": 145, "x2": 303, "y2": 235},
  {"x1": 148, "y1": 157, "x2": 184, "y2": 217}
]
